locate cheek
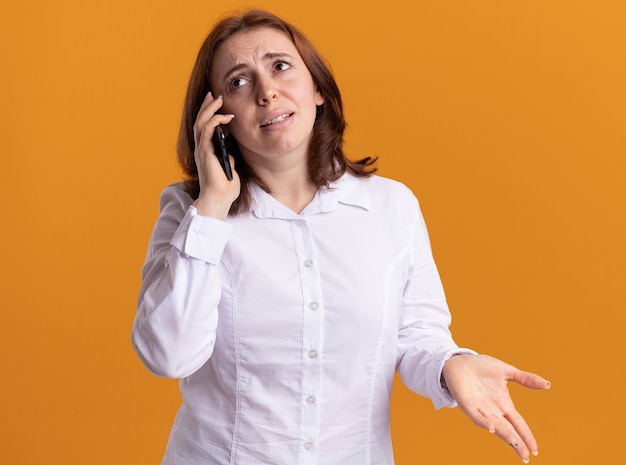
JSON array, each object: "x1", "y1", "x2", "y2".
[
  {"x1": 220, "y1": 99, "x2": 239, "y2": 117},
  {"x1": 225, "y1": 120, "x2": 246, "y2": 142},
  {"x1": 224, "y1": 114, "x2": 259, "y2": 148},
  {"x1": 221, "y1": 103, "x2": 251, "y2": 137}
]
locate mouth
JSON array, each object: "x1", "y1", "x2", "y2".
[{"x1": 260, "y1": 112, "x2": 294, "y2": 128}]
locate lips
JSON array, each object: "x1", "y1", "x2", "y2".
[{"x1": 260, "y1": 112, "x2": 294, "y2": 127}]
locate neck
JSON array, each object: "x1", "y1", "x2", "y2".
[{"x1": 246, "y1": 154, "x2": 316, "y2": 214}]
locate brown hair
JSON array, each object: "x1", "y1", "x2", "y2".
[{"x1": 177, "y1": 9, "x2": 376, "y2": 214}]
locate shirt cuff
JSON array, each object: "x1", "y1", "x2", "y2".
[{"x1": 170, "y1": 206, "x2": 233, "y2": 264}]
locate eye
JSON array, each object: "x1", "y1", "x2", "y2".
[
  {"x1": 274, "y1": 61, "x2": 291, "y2": 72},
  {"x1": 229, "y1": 76, "x2": 249, "y2": 90}
]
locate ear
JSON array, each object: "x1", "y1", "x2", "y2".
[{"x1": 314, "y1": 88, "x2": 325, "y2": 106}]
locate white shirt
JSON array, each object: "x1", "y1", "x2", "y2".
[{"x1": 132, "y1": 173, "x2": 472, "y2": 465}]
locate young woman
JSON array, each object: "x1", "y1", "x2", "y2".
[{"x1": 132, "y1": 10, "x2": 550, "y2": 465}]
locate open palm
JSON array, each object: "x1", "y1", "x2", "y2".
[{"x1": 442, "y1": 354, "x2": 551, "y2": 463}]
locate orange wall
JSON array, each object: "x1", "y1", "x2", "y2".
[{"x1": 2, "y1": 1, "x2": 624, "y2": 464}]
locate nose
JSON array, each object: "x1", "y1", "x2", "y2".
[{"x1": 256, "y1": 76, "x2": 278, "y2": 105}]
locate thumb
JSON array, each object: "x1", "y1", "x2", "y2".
[{"x1": 510, "y1": 369, "x2": 552, "y2": 390}]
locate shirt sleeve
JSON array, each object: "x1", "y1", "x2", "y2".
[
  {"x1": 131, "y1": 184, "x2": 233, "y2": 378},
  {"x1": 395, "y1": 193, "x2": 476, "y2": 409}
]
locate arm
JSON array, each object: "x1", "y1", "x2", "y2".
[
  {"x1": 131, "y1": 185, "x2": 233, "y2": 378},
  {"x1": 393, "y1": 194, "x2": 550, "y2": 462},
  {"x1": 395, "y1": 195, "x2": 476, "y2": 409},
  {"x1": 132, "y1": 92, "x2": 240, "y2": 378}
]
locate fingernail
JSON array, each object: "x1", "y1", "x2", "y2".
[
  {"x1": 488, "y1": 427, "x2": 496, "y2": 433},
  {"x1": 532, "y1": 450, "x2": 539, "y2": 456},
  {"x1": 522, "y1": 459, "x2": 529, "y2": 464},
  {"x1": 216, "y1": 94, "x2": 223, "y2": 100},
  {"x1": 545, "y1": 381, "x2": 552, "y2": 389}
]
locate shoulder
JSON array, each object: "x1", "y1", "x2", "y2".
[
  {"x1": 335, "y1": 174, "x2": 424, "y2": 240},
  {"x1": 158, "y1": 182, "x2": 194, "y2": 211},
  {"x1": 370, "y1": 175, "x2": 415, "y2": 196},
  {"x1": 347, "y1": 174, "x2": 420, "y2": 209}
]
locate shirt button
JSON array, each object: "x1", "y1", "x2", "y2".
[
  {"x1": 308, "y1": 301, "x2": 318, "y2": 311},
  {"x1": 303, "y1": 441, "x2": 313, "y2": 450},
  {"x1": 303, "y1": 259, "x2": 313, "y2": 269},
  {"x1": 306, "y1": 395, "x2": 316, "y2": 405},
  {"x1": 295, "y1": 220, "x2": 305, "y2": 227},
  {"x1": 307, "y1": 349, "x2": 318, "y2": 359}
]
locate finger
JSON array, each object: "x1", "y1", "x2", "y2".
[
  {"x1": 196, "y1": 92, "x2": 217, "y2": 122},
  {"x1": 490, "y1": 416, "x2": 530, "y2": 463},
  {"x1": 468, "y1": 406, "x2": 530, "y2": 461},
  {"x1": 459, "y1": 403, "x2": 534, "y2": 462},
  {"x1": 195, "y1": 113, "x2": 235, "y2": 157},
  {"x1": 193, "y1": 93, "x2": 225, "y2": 139},
  {"x1": 504, "y1": 408, "x2": 538, "y2": 457},
  {"x1": 198, "y1": 91, "x2": 222, "y2": 116},
  {"x1": 509, "y1": 369, "x2": 552, "y2": 390},
  {"x1": 194, "y1": 114, "x2": 236, "y2": 187},
  {"x1": 458, "y1": 404, "x2": 496, "y2": 432}
]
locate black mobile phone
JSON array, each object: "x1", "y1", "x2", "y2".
[{"x1": 212, "y1": 125, "x2": 233, "y2": 180}]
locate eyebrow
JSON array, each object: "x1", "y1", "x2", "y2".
[{"x1": 222, "y1": 52, "x2": 294, "y2": 79}]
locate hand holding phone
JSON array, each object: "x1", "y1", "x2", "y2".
[{"x1": 211, "y1": 125, "x2": 233, "y2": 181}]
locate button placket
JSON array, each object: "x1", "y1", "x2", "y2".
[{"x1": 290, "y1": 217, "x2": 323, "y2": 464}]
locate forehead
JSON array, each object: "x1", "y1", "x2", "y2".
[{"x1": 212, "y1": 27, "x2": 300, "y2": 71}]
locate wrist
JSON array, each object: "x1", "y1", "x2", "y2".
[
  {"x1": 193, "y1": 194, "x2": 232, "y2": 220},
  {"x1": 441, "y1": 352, "x2": 476, "y2": 390}
]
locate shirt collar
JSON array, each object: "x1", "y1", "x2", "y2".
[{"x1": 250, "y1": 173, "x2": 371, "y2": 220}]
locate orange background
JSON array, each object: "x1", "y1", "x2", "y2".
[{"x1": 2, "y1": 0, "x2": 624, "y2": 464}]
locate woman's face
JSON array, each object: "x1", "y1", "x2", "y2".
[{"x1": 210, "y1": 27, "x2": 324, "y2": 167}]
